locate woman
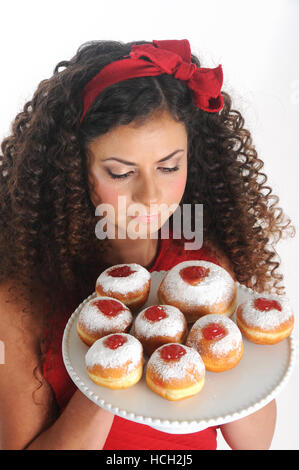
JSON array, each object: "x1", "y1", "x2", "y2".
[{"x1": 0, "y1": 39, "x2": 294, "y2": 450}]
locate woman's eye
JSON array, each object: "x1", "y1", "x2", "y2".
[
  {"x1": 160, "y1": 166, "x2": 180, "y2": 174},
  {"x1": 107, "y1": 170, "x2": 134, "y2": 180},
  {"x1": 107, "y1": 166, "x2": 180, "y2": 180}
]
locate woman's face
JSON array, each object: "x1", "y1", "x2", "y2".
[{"x1": 86, "y1": 109, "x2": 188, "y2": 238}]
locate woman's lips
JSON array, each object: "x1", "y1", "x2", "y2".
[{"x1": 131, "y1": 214, "x2": 159, "y2": 223}]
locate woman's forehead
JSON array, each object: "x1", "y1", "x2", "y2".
[{"x1": 87, "y1": 111, "x2": 187, "y2": 161}]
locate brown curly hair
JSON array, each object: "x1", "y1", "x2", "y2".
[{"x1": 0, "y1": 39, "x2": 295, "y2": 346}]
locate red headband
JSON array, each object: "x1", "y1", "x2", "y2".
[{"x1": 79, "y1": 39, "x2": 224, "y2": 125}]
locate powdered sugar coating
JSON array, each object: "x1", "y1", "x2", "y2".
[
  {"x1": 85, "y1": 333, "x2": 143, "y2": 371},
  {"x1": 147, "y1": 343, "x2": 205, "y2": 382},
  {"x1": 187, "y1": 314, "x2": 243, "y2": 357},
  {"x1": 78, "y1": 296, "x2": 133, "y2": 334},
  {"x1": 239, "y1": 294, "x2": 294, "y2": 330},
  {"x1": 160, "y1": 260, "x2": 235, "y2": 307},
  {"x1": 96, "y1": 263, "x2": 151, "y2": 295},
  {"x1": 134, "y1": 305, "x2": 186, "y2": 339}
]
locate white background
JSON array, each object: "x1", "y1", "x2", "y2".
[{"x1": 0, "y1": 0, "x2": 298, "y2": 450}]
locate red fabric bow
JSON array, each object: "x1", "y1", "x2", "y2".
[{"x1": 80, "y1": 39, "x2": 224, "y2": 124}]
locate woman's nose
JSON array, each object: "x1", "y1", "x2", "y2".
[{"x1": 132, "y1": 173, "x2": 160, "y2": 209}]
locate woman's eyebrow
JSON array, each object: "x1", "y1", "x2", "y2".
[{"x1": 103, "y1": 149, "x2": 184, "y2": 166}]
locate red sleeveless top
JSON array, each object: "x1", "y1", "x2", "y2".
[{"x1": 42, "y1": 233, "x2": 222, "y2": 450}]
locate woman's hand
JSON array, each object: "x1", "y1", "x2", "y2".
[{"x1": 219, "y1": 399, "x2": 277, "y2": 450}]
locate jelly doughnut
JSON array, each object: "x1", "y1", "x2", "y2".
[
  {"x1": 77, "y1": 296, "x2": 133, "y2": 346},
  {"x1": 85, "y1": 333, "x2": 143, "y2": 389},
  {"x1": 186, "y1": 314, "x2": 243, "y2": 372},
  {"x1": 236, "y1": 294, "x2": 294, "y2": 345},
  {"x1": 132, "y1": 305, "x2": 188, "y2": 356},
  {"x1": 158, "y1": 260, "x2": 237, "y2": 323},
  {"x1": 95, "y1": 263, "x2": 151, "y2": 313},
  {"x1": 145, "y1": 343, "x2": 205, "y2": 401}
]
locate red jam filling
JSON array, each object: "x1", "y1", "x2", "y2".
[
  {"x1": 93, "y1": 299, "x2": 124, "y2": 317},
  {"x1": 108, "y1": 265, "x2": 136, "y2": 277},
  {"x1": 179, "y1": 265, "x2": 210, "y2": 285},
  {"x1": 254, "y1": 297, "x2": 282, "y2": 312},
  {"x1": 160, "y1": 344, "x2": 186, "y2": 361},
  {"x1": 202, "y1": 323, "x2": 226, "y2": 341},
  {"x1": 104, "y1": 334, "x2": 127, "y2": 350},
  {"x1": 145, "y1": 305, "x2": 167, "y2": 322}
]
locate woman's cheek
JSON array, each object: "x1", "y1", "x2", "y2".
[
  {"x1": 170, "y1": 173, "x2": 187, "y2": 200},
  {"x1": 101, "y1": 184, "x2": 121, "y2": 207},
  {"x1": 93, "y1": 180, "x2": 131, "y2": 226},
  {"x1": 91, "y1": 175, "x2": 121, "y2": 207}
]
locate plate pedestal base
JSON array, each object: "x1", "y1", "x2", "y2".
[{"x1": 148, "y1": 423, "x2": 209, "y2": 434}]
